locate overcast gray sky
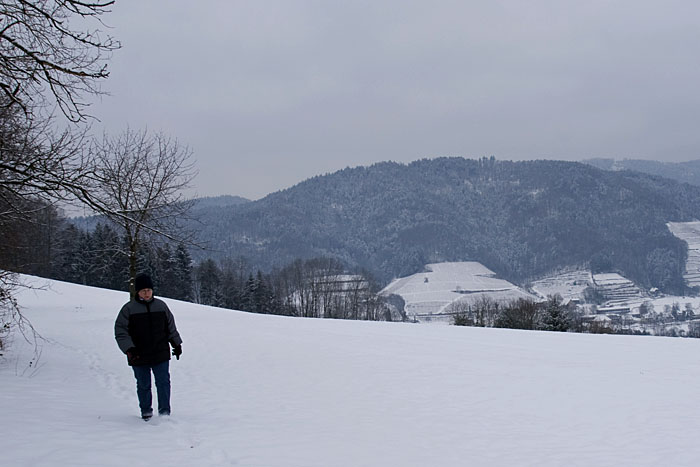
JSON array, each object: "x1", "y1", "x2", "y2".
[{"x1": 90, "y1": 1, "x2": 700, "y2": 200}]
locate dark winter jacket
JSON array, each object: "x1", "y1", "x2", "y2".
[{"x1": 114, "y1": 296, "x2": 182, "y2": 366}]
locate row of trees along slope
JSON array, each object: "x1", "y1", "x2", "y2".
[{"x1": 191, "y1": 157, "x2": 698, "y2": 295}]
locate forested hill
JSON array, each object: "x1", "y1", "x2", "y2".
[{"x1": 193, "y1": 158, "x2": 700, "y2": 293}]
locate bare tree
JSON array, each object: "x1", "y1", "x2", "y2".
[
  {"x1": 0, "y1": 99, "x2": 92, "y2": 213},
  {"x1": 0, "y1": 0, "x2": 119, "y2": 122},
  {"x1": 0, "y1": 270, "x2": 40, "y2": 355},
  {"x1": 494, "y1": 298, "x2": 540, "y2": 330},
  {"x1": 0, "y1": 0, "x2": 119, "y2": 215},
  {"x1": 448, "y1": 300, "x2": 474, "y2": 326},
  {"x1": 472, "y1": 296, "x2": 499, "y2": 327},
  {"x1": 87, "y1": 128, "x2": 197, "y2": 296},
  {"x1": 0, "y1": 0, "x2": 118, "y2": 225},
  {"x1": 0, "y1": 93, "x2": 94, "y2": 352},
  {"x1": 0, "y1": 1, "x2": 117, "y2": 352},
  {"x1": 274, "y1": 257, "x2": 385, "y2": 320}
]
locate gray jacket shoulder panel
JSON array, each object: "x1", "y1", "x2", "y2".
[{"x1": 114, "y1": 301, "x2": 135, "y2": 354}]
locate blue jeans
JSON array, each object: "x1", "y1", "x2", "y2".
[{"x1": 132, "y1": 360, "x2": 171, "y2": 415}]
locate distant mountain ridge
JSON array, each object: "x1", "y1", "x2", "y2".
[
  {"x1": 193, "y1": 195, "x2": 250, "y2": 209},
  {"x1": 190, "y1": 158, "x2": 700, "y2": 293},
  {"x1": 583, "y1": 158, "x2": 700, "y2": 187}
]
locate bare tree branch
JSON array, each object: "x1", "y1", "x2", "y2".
[
  {"x1": 0, "y1": 1, "x2": 117, "y2": 352},
  {"x1": 0, "y1": 0, "x2": 119, "y2": 122}
]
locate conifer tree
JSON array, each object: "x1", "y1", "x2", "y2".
[
  {"x1": 542, "y1": 295, "x2": 570, "y2": 332},
  {"x1": 196, "y1": 259, "x2": 223, "y2": 306},
  {"x1": 173, "y1": 244, "x2": 193, "y2": 301}
]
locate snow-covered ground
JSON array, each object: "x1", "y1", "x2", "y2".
[
  {"x1": 532, "y1": 268, "x2": 700, "y2": 318},
  {"x1": 668, "y1": 221, "x2": 700, "y2": 288},
  {"x1": 5, "y1": 276, "x2": 700, "y2": 466},
  {"x1": 530, "y1": 269, "x2": 590, "y2": 302},
  {"x1": 381, "y1": 262, "x2": 536, "y2": 321}
]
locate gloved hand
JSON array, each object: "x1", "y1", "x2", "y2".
[
  {"x1": 126, "y1": 347, "x2": 140, "y2": 365},
  {"x1": 172, "y1": 345, "x2": 182, "y2": 360}
]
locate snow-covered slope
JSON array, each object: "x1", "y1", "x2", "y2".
[
  {"x1": 380, "y1": 262, "x2": 536, "y2": 322},
  {"x1": 668, "y1": 221, "x2": 700, "y2": 288},
  {"x1": 4, "y1": 276, "x2": 700, "y2": 466},
  {"x1": 531, "y1": 269, "x2": 591, "y2": 302}
]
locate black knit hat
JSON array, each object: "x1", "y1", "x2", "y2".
[{"x1": 134, "y1": 274, "x2": 154, "y2": 293}]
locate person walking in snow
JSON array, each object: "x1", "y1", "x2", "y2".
[{"x1": 115, "y1": 273, "x2": 183, "y2": 420}]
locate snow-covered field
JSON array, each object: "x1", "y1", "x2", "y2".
[
  {"x1": 530, "y1": 269, "x2": 590, "y2": 302},
  {"x1": 381, "y1": 262, "x2": 536, "y2": 321},
  {"x1": 5, "y1": 276, "x2": 700, "y2": 466},
  {"x1": 668, "y1": 221, "x2": 700, "y2": 288}
]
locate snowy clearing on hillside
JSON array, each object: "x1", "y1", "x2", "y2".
[
  {"x1": 380, "y1": 262, "x2": 536, "y2": 322},
  {"x1": 4, "y1": 276, "x2": 700, "y2": 466},
  {"x1": 592, "y1": 272, "x2": 645, "y2": 310},
  {"x1": 530, "y1": 269, "x2": 590, "y2": 302},
  {"x1": 668, "y1": 221, "x2": 700, "y2": 288},
  {"x1": 531, "y1": 268, "x2": 700, "y2": 335}
]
